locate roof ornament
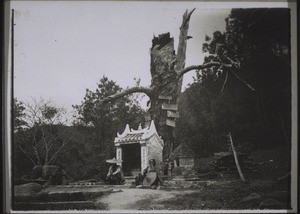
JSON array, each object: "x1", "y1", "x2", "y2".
[
  {"x1": 117, "y1": 124, "x2": 130, "y2": 139},
  {"x1": 149, "y1": 120, "x2": 157, "y2": 133},
  {"x1": 124, "y1": 124, "x2": 130, "y2": 134}
]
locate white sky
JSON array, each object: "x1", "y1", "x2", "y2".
[
  {"x1": 9, "y1": 1, "x2": 290, "y2": 113},
  {"x1": 11, "y1": 1, "x2": 231, "y2": 112}
]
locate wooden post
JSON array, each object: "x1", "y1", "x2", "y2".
[
  {"x1": 167, "y1": 111, "x2": 179, "y2": 118},
  {"x1": 162, "y1": 103, "x2": 178, "y2": 111},
  {"x1": 166, "y1": 118, "x2": 176, "y2": 127},
  {"x1": 228, "y1": 132, "x2": 246, "y2": 182}
]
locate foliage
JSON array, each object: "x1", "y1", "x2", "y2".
[
  {"x1": 13, "y1": 98, "x2": 27, "y2": 132},
  {"x1": 175, "y1": 8, "x2": 291, "y2": 156},
  {"x1": 73, "y1": 76, "x2": 145, "y2": 158}
]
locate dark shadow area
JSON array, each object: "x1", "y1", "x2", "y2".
[{"x1": 122, "y1": 143, "x2": 141, "y2": 176}]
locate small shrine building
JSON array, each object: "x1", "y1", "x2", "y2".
[
  {"x1": 170, "y1": 143, "x2": 195, "y2": 168},
  {"x1": 114, "y1": 120, "x2": 164, "y2": 176}
]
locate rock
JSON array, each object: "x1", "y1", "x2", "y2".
[
  {"x1": 31, "y1": 166, "x2": 43, "y2": 179},
  {"x1": 259, "y1": 199, "x2": 288, "y2": 209},
  {"x1": 14, "y1": 183, "x2": 42, "y2": 196},
  {"x1": 46, "y1": 168, "x2": 67, "y2": 185},
  {"x1": 42, "y1": 165, "x2": 59, "y2": 180}
]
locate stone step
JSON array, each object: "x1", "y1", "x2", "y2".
[{"x1": 13, "y1": 200, "x2": 100, "y2": 210}]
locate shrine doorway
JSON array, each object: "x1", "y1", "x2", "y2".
[{"x1": 122, "y1": 143, "x2": 141, "y2": 176}]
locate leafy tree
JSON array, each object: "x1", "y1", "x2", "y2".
[
  {"x1": 174, "y1": 8, "x2": 291, "y2": 156},
  {"x1": 13, "y1": 98, "x2": 27, "y2": 132},
  {"x1": 72, "y1": 76, "x2": 145, "y2": 157},
  {"x1": 216, "y1": 8, "x2": 290, "y2": 147}
]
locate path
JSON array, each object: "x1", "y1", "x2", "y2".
[{"x1": 95, "y1": 188, "x2": 197, "y2": 210}]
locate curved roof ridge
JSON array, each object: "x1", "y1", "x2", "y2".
[{"x1": 114, "y1": 120, "x2": 160, "y2": 143}]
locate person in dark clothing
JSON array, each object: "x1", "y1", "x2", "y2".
[
  {"x1": 105, "y1": 158, "x2": 125, "y2": 185},
  {"x1": 170, "y1": 160, "x2": 175, "y2": 176},
  {"x1": 163, "y1": 159, "x2": 169, "y2": 176}
]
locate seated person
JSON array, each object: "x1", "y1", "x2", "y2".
[
  {"x1": 105, "y1": 158, "x2": 125, "y2": 185},
  {"x1": 135, "y1": 158, "x2": 162, "y2": 188}
]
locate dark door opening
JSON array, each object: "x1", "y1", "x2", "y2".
[{"x1": 122, "y1": 143, "x2": 141, "y2": 176}]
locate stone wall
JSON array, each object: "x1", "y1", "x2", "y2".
[
  {"x1": 147, "y1": 135, "x2": 163, "y2": 168},
  {"x1": 179, "y1": 157, "x2": 194, "y2": 168}
]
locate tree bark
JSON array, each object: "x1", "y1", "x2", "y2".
[
  {"x1": 147, "y1": 9, "x2": 196, "y2": 159},
  {"x1": 101, "y1": 86, "x2": 154, "y2": 104}
]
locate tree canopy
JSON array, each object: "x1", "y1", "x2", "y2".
[
  {"x1": 174, "y1": 8, "x2": 291, "y2": 156},
  {"x1": 73, "y1": 76, "x2": 145, "y2": 156}
]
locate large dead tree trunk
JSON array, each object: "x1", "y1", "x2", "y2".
[
  {"x1": 147, "y1": 9, "x2": 195, "y2": 159},
  {"x1": 100, "y1": 9, "x2": 248, "y2": 161},
  {"x1": 148, "y1": 33, "x2": 176, "y2": 159}
]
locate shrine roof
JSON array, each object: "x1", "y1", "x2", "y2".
[
  {"x1": 117, "y1": 133, "x2": 143, "y2": 142},
  {"x1": 114, "y1": 120, "x2": 162, "y2": 145}
]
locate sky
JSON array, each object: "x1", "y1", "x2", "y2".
[
  {"x1": 10, "y1": 1, "x2": 231, "y2": 113},
  {"x1": 9, "y1": 1, "x2": 291, "y2": 114}
]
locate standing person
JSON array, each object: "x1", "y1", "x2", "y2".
[{"x1": 105, "y1": 158, "x2": 125, "y2": 185}]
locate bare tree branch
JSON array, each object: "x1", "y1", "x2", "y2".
[
  {"x1": 228, "y1": 132, "x2": 246, "y2": 182},
  {"x1": 47, "y1": 136, "x2": 73, "y2": 165},
  {"x1": 221, "y1": 71, "x2": 229, "y2": 93},
  {"x1": 181, "y1": 8, "x2": 196, "y2": 29},
  {"x1": 178, "y1": 62, "x2": 231, "y2": 77},
  {"x1": 41, "y1": 128, "x2": 49, "y2": 164},
  {"x1": 230, "y1": 70, "x2": 255, "y2": 91},
  {"x1": 174, "y1": 8, "x2": 196, "y2": 99},
  {"x1": 100, "y1": 86, "x2": 154, "y2": 103},
  {"x1": 19, "y1": 145, "x2": 36, "y2": 166},
  {"x1": 178, "y1": 62, "x2": 255, "y2": 92}
]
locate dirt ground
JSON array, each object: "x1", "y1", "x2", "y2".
[
  {"x1": 13, "y1": 146, "x2": 291, "y2": 211},
  {"x1": 94, "y1": 146, "x2": 292, "y2": 211},
  {"x1": 95, "y1": 179, "x2": 290, "y2": 210},
  {"x1": 96, "y1": 188, "x2": 198, "y2": 210}
]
